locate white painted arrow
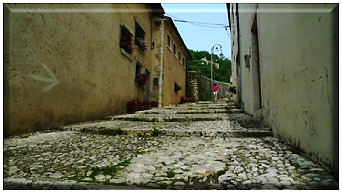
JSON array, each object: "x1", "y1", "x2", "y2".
[{"x1": 27, "y1": 60, "x2": 59, "y2": 92}]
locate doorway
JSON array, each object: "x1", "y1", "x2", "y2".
[
  {"x1": 144, "y1": 70, "x2": 150, "y2": 101},
  {"x1": 251, "y1": 13, "x2": 262, "y2": 110}
]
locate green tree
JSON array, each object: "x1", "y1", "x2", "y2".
[{"x1": 188, "y1": 49, "x2": 232, "y2": 83}]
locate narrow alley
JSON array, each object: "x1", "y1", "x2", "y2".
[{"x1": 3, "y1": 98, "x2": 338, "y2": 190}]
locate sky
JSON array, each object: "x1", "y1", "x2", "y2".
[{"x1": 161, "y1": 3, "x2": 231, "y2": 60}]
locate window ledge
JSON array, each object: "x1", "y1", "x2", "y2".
[
  {"x1": 136, "y1": 46, "x2": 146, "y2": 54},
  {"x1": 121, "y1": 48, "x2": 133, "y2": 61}
]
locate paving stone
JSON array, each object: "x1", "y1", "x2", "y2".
[{"x1": 3, "y1": 98, "x2": 338, "y2": 190}]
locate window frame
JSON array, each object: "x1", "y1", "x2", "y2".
[
  {"x1": 167, "y1": 35, "x2": 171, "y2": 48},
  {"x1": 135, "y1": 21, "x2": 147, "y2": 51}
]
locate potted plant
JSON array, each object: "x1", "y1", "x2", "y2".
[
  {"x1": 120, "y1": 35, "x2": 135, "y2": 54},
  {"x1": 135, "y1": 37, "x2": 148, "y2": 51},
  {"x1": 135, "y1": 73, "x2": 147, "y2": 87},
  {"x1": 229, "y1": 85, "x2": 237, "y2": 94}
]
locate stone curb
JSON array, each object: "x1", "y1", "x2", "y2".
[
  {"x1": 122, "y1": 129, "x2": 272, "y2": 138},
  {"x1": 3, "y1": 178, "x2": 144, "y2": 190}
]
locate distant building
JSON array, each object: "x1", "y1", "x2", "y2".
[
  {"x1": 227, "y1": 3, "x2": 338, "y2": 174},
  {"x1": 201, "y1": 57, "x2": 209, "y2": 65},
  {"x1": 150, "y1": 16, "x2": 192, "y2": 107},
  {"x1": 4, "y1": 3, "x2": 191, "y2": 136}
]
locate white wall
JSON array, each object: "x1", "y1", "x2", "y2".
[{"x1": 233, "y1": 3, "x2": 338, "y2": 173}]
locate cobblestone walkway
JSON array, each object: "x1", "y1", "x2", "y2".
[{"x1": 3, "y1": 99, "x2": 338, "y2": 190}]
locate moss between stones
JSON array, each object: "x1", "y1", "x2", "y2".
[
  {"x1": 70, "y1": 158, "x2": 132, "y2": 185},
  {"x1": 73, "y1": 148, "x2": 147, "y2": 185},
  {"x1": 166, "y1": 170, "x2": 176, "y2": 178},
  {"x1": 80, "y1": 127, "x2": 126, "y2": 136},
  {"x1": 97, "y1": 128, "x2": 126, "y2": 136}
]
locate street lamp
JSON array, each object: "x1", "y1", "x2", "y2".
[{"x1": 210, "y1": 44, "x2": 223, "y2": 99}]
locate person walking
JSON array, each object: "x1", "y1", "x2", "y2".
[{"x1": 213, "y1": 83, "x2": 219, "y2": 102}]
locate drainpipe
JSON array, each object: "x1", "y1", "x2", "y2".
[
  {"x1": 158, "y1": 19, "x2": 165, "y2": 108},
  {"x1": 236, "y1": 3, "x2": 242, "y2": 108}
]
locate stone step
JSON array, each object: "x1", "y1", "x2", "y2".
[
  {"x1": 165, "y1": 106, "x2": 235, "y2": 110},
  {"x1": 79, "y1": 127, "x2": 272, "y2": 138},
  {"x1": 137, "y1": 109, "x2": 240, "y2": 115},
  {"x1": 127, "y1": 129, "x2": 272, "y2": 138},
  {"x1": 105, "y1": 113, "x2": 251, "y2": 123},
  {"x1": 110, "y1": 116, "x2": 225, "y2": 122}
]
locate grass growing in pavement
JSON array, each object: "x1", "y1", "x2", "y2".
[
  {"x1": 89, "y1": 159, "x2": 131, "y2": 178},
  {"x1": 166, "y1": 170, "x2": 176, "y2": 178},
  {"x1": 97, "y1": 127, "x2": 126, "y2": 136},
  {"x1": 80, "y1": 127, "x2": 126, "y2": 136},
  {"x1": 151, "y1": 127, "x2": 160, "y2": 137}
]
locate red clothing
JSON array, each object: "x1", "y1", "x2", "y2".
[{"x1": 213, "y1": 85, "x2": 219, "y2": 92}]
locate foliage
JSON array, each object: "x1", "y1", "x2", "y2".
[
  {"x1": 229, "y1": 85, "x2": 237, "y2": 94},
  {"x1": 198, "y1": 93, "x2": 211, "y2": 101},
  {"x1": 151, "y1": 127, "x2": 159, "y2": 137},
  {"x1": 89, "y1": 158, "x2": 131, "y2": 179},
  {"x1": 166, "y1": 170, "x2": 176, "y2": 178},
  {"x1": 188, "y1": 49, "x2": 232, "y2": 83}
]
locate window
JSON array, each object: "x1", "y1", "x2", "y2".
[
  {"x1": 173, "y1": 44, "x2": 176, "y2": 54},
  {"x1": 178, "y1": 52, "x2": 181, "y2": 61},
  {"x1": 135, "y1": 61, "x2": 147, "y2": 87},
  {"x1": 135, "y1": 22, "x2": 147, "y2": 51},
  {"x1": 120, "y1": 26, "x2": 134, "y2": 55},
  {"x1": 174, "y1": 82, "x2": 182, "y2": 92},
  {"x1": 182, "y1": 58, "x2": 185, "y2": 66},
  {"x1": 167, "y1": 35, "x2": 171, "y2": 47},
  {"x1": 153, "y1": 78, "x2": 159, "y2": 90},
  {"x1": 135, "y1": 62, "x2": 143, "y2": 77}
]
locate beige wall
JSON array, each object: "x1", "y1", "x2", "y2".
[
  {"x1": 4, "y1": 3, "x2": 154, "y2": 136},
  {"x1": 162, "y1": 20, "x2": 187, "y2": 106},
  {"x1": 229, "y1": 3, "x2": 338, "y2": 172},
  {"x1": 229, "y1": 3, "x2": 240, "y2": 104},
  {"x1": 149, "y1": 17, "x2": 190, "y2": 107}
]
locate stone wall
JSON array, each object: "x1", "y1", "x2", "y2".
[{"x1": 187, "y1": 71, "x2": 231, "y2": 100}]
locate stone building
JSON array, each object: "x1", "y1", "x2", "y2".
[
  {"x1": 227, "y1": 3, "x2": 338, "y2": 174},
  {"x1": 4, "y1": 3, "x2": 191, "y2": 136}
]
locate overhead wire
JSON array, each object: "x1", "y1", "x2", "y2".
[
  {"x1": 165, "y1": 13, "x2": 231, "y2": 39},
  {"x1": 165, "y1": 13, "x2": 229, "y2": 29}
]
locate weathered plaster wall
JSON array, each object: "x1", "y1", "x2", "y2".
[
  {"x1": 228, "y1": 3, "x2": 241, "y2": 104},
  {"x1": 236, "y1": 3, "x2": 338, "y2": 173},
  {"x1": 162, "y1": 21, "x2": 187, "y2": 106},
  {"x1": 237, "y1": 4, "x2": 259, "y2": 113},
  {"x1": 4, "y1": 4, "x2": 154, "y2": 136}
]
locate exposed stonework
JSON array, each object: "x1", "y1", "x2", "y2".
[
  {"x1": 187, "y1": 71, "x2": 231, "y2": 99},
  {"x1": 3, "y1": 98, "x2": 338, "y2": 190}
]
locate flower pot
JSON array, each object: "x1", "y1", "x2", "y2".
[
  {"x1": 151, "y1": 101, "x2": 158, "y2": 107},
  {"x1": 127, "y1": 101, "x2": 138, "y2": 113}
]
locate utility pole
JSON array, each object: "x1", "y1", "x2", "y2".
[{"x1": 210, "y1": 44, "x2": 223, "y2": 100}]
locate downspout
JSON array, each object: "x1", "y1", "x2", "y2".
[
  {"x1": 236, "y1": 3, "x2": 242, "y2": 108},
  {"x1": 158, "y1": 19, "x2": 165, "y2": 108}
]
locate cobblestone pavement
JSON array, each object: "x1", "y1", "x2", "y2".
[{"x1": 3, "y1": 99, "x2": 338, "y2": 190}]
